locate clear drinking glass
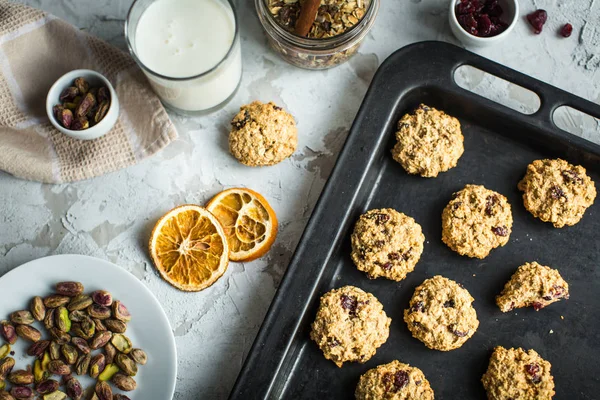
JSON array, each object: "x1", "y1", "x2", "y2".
[{"x1": 125, "y1": 0, "x2": 242, "y2": 115}]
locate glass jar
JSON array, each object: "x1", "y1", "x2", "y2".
[
  {"x1": 125, "y1": 0, "x2": 242, "y2": 115},
  {"x1": 255, "y1": 0, "x2": 380, "y2": 70}
]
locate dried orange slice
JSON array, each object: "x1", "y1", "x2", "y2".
[
  {"x1": 206, "y1": 188, "x2": 278, "y2": 262},
  {"x1": 149, "y1": 205, "x2": 229, "y2": 292}
]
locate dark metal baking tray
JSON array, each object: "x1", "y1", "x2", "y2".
[{"x1": 230, "y1": 41, "x2": 600, "y2": 399}]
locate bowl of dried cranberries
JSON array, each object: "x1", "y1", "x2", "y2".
[{"x1": 449, "y1": 0, "x2": 518, "y2": 47}]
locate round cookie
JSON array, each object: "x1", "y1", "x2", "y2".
[
  {"x1": 482, "y1": 346, "x2": 555, "y2": 400},
  {"x1": 404, "y1": 275, "x2": 479, "y2": 351},
  {"x1": 355, "y1": 360, "x2": 435, "y2": 400},
  {"x1": 350, "y1": 209, "x2": 425, "y2": 281},
  {"x1": 496, "y1": 262, "x2": 569, "y2": 313},
  {"x1": 391, "y1": 104, "x2": 464, "y2": 178},
  {"x1": 441, "y1": 184, "x2": 513, "y2": 259},
  {"x1": 517, "y1": 158, "x2": 596, "y2": 228},
  {"x1": 310, "y1": 286, "x2": 391, "y2": 367},
  {"x1": 229, "y1": 101, "x2": 297, "y2": 166}
]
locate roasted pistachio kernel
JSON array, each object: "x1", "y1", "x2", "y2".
[
  {"x1": 15, "y1": 324, "x2": 41, "y2": 342},
  {"x1": 93, "y1": 318, "x2": 107, "y2": 332},
  {"x1": 56, "y1": 281, "x2": 84, "y2": 297},
  {"x1": 0, "y1": 345, "x2": 9, "y2": 359},
  {"x1": 69, "y1": 323, "x2": 85, "y2": 339},
  {"x1": 41, "y1": 351, "x2": 51, "y2": 371},
  {"x1": 26, "y1": 340, "x2": 49, "y2": 357},
  {"x1": 42, "y1": 390, "x2": 67, "y2": 400},
  {"x1": 10, "y1": 385, "x2": 33, "y2": 399},
  {"x1": 30, "y1": 296, "x2": 46, "y2": 321},
  {"x1": 59, "y1": 86, "x2": 79, "y2": 102},
  {"x1": 104, "y1": 319, "x2": 126, "y2": 334},
  {"x1": 115, "y1": 354, "x2": 137, "y2": 377},
  {"x1": 129, "y1": 348, "x2": 147, "y2": 365},
  {"x1": 68, "y1": 310, "x2": 87, "y2": 322},
  {"x1": 91, "y1": 291, "x2": 113, "y2": 307},
  {"x1": 95, "y1": 381, "x2": 112, "y2": 400},
  {"x1": 97, "y1": 363, "x2": 119, "y2": 382},
  {"x1": 36, "y1": 379, "x2": 60, "y2": 394},
  {"x1": 75, "y1": 93, "x2": 96, "y2": 119},
  {"x1": 80, "y1": 318, "x2": 95, "y2": 338},
  {"x1": 8, "y1": 370, "x2": 34, "y2": 385},
  {"x1": 43, "y1": 295, "x2": 70, "y2": 308},
  {"x1": 71, "y1": 337, "x2": 91, "y2": 355},
  {"x1": 112, "y1": 373, "x2": 137, "y2": 392},
  {"x1": 74, "y1": 78, "x2": 89, "y2": 95},
  {"x1": 10, "y1": 311, "x2": 34, "y2": 325},
  {"x1": 55, "y1": 307, "x2": 71, "y2": 333},
  {"x1": 47, "y1": 360, "x2": 71, "y2": 375},
  {"x1": 89, "y1": 354, "x2": 106, "y2": 379},
  {"x1": 97, "y1": 87, "x2": 110, "y2": 104},
  {"x1": 65, "y1": 376, "x2": 83, "y2": 400},
  {"x1": 0, "y1": 322, "x2": 17, "y2": 345},
  {"x1": 75, "y1": 353, "x2": 91, "y2": 376},
  {"x1": 110, "y1": 334, "x2": 132, "y2": 354},
  {"x1": 0, "y1": 391, "x2": 13, "y2": 400},
  {"x1": 112, "y1": 301, "x2": 131, "y2": 322},
  {"x1": 48, "y1": 327, "x2": 70, "y2": 345},
  {"x1": 67, "y1": 295, "x2": 93, "y2": 313},
  {"x1": 44, "y1": 309, "x2": 56, "y2": 330},
  {"x1": 0, "y1": 357, "x2": 15, "y2": 380},
  {"x1": 61, "y1": 344, "x2": 78, "y2": 365},
  {"x1": 91, "y1": 331, "x2": 112, "y2": 350},
  {"x1": 33, "y1": 359, "x2": 47, "y2": 383},
  {"x1": 113, "y1": 395, "x2": 131, "y2": 400},
  {"x1": 88, "y1": 304, "x2": 111, "y2": 320},
  {"x1": 104, "y1": 343, "x2": 116, "y2": 365},
  {"x1": 49, "y1": 341, "x2": 62, "y2": 360}
]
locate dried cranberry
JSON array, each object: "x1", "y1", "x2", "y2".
[
  {"x1": 562, "y1": 169, "x2": 582, "y2": 184},
  {"x1": 458, "y1": 13, "x2": 478, "y2": 35},
  {"x1": 328, "y1": 337, "x2": 340, "y2": 347},
  {"x1": 478, "y1": 14, "x2": 493, "y2": 36},
  {"x1": 525, "y1": 364, "x2": 542, "y2": 383},
  {"x1": 388, "y1": 252, "x2": 400, "y2": 260},
  {"x1": 452, "y1": 201, "x2": 463, "y2": 210},
  {"x1": 375, "y1": 213, "x2": 390, "y2": 225},
  {"x1": 484, "y1": 0, "x2": 503, "y2": 17},
  {"x1": 393, "y1": 371, "x2": 409, "y2": 391},
  {"x1": 552, "y1": 285, "x2": 569, "y2": 299},
  {"x1": 492, "y1": 226, "x2": 508, "y2": 237},
  {"x1": 232, "y1": 110, "x2": 250, "y2": 130},
  {"x1": 485, "y1": 195, "x2": 498, "y2": 216},
  {"x1": 402, "y1": 248, "x2": 412, "y2": 261},
  {"x1": 411, "y1": 301, "x2": 425, "y2": 313},
  {"x1": 527, "y1": 9, "x2": 547, "y2": 34},
  {"x1": 375, "y1": 240, "x2": 385, "y2": 248},
  {"x1": 533, "y1": 301, "x2": 544, "y2": 311},
  {"x1": 340, "y1": 295, "x2": 358, "y2": 316},
  {"x1": 449, "y1": 325, "x2": 469, "y2": 337},
  {"x1": 456, "y1": 0, "x2": 479, "y2": 15},
  {"x1": 560, "y1": 23, "x2": 573, "y2": 38},
  {"x1": 444, "y1": 299, "x2": 456, "y2": 308},
  {"x1": 550, "y1": 186, "x2": 567, "y2": 200},
  {"x1": 273, "y1": 105, "x2": 282, "y2": 111},
  {"x1": 381, "y1": 262, "x2": 393, "y2": 271}
]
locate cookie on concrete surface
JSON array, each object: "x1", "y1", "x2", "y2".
[
  {"x1": 404, "y1": 275, "x2": 479, "y2": 351},
  {"x1": 482, "y1": 346, "x2": 555, "y2": 400},
  {"x1": 355, "y1": 360, "x2": 435, "y2": 400},
  {"x1": 310, "y1": 286, "x2": 391, "y2": 367},
  {"x1": 517, "y1": 158, "x2": 596, "y2": 228},
  {"x1": 496, "y1": 262, "x2": 569, "y2": 312},
  {"x1": 441, "y1": 184, "x2": 513, "y2": 259},
  {"x1": 350, "y1": 208, "x2": 425, "y2": 281},
  {"x1": 229, "y1": 101, "x2": 297, "y2": 166},
  {"x1": 391, "y1": 104, "x2": 464, "y2": 178}
]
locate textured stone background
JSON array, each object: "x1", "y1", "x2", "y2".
[{"x1": 1, "y1": 0, "x2": 599, "y2": 398}]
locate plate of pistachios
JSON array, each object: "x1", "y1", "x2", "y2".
[{"x1": 0, "y1": 254, "x2": 176, "y2": 400}]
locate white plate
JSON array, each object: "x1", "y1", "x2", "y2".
[{"x1": 0, "y1": 254, "x2": 176, "y2": 399}]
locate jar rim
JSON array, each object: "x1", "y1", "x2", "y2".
[
  {"x1": 124, "y1": 0, "x2": 240, "y2": 81},
  {"x1": 256, "y1": 0, "x2": 379, "y2": 51}
]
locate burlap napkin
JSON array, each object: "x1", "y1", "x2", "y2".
[{"x1": 0, "y1": 0, "x2": 178, "y2": 183}]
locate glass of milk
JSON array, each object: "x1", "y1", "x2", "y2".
[{"x1": 125, "y1": 0, "x2": 242, "y2": 115}]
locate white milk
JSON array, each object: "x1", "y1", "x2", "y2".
[{"x1": 133, "y1": 0, "x2": 241, "y2": 112}]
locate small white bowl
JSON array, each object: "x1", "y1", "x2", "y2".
[
  {"x1": 46, "y1": 69, "x2": 119, "y2": 141},
  {"x1": 449, "y1": 0, "x2": 519, "y2": 48}
]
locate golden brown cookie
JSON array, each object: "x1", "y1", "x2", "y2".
[
  {"x1": 391, "y1": 104, "x2": 464, "y2": 178},
  {"x1": 441, "y1": 184, "x2": 513, "y2": 259},
  {"x1": 496, "y1": 262, "x2": 569, "y2": 312},
  {"x1": 350, "y1": 209, "x2": 425, "y2": 281},
  {"x1": 355, "y1": 360, "x2": 435, "y2": 400},
  {"x1": 482, "y1": 346, "x2": 555, "y2": 400},
  {"x1": 404, "y1": 276, "x2": 479, "y2": 351},
  {"x1": 518, "y1": 158, "x2": 596, "y2": 228},
  {"x1": 310, "y1": 286, "x2": 391, "y2": 367},
  {"x1": 229, "y1": 101, "x2": 297, "y2": 166}
]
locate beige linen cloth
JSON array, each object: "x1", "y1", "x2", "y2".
[{"x1": 0, "y1": 0, "x2": 178, "y2": 183}]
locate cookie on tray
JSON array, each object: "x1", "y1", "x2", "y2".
[
  {"x1": 404, "y1": 275, "x2": 479, "y2": 351},
  {"x1": 482, "y1": 346, "x2": 555, "y2": 400},
  {"x1": 441, "y1": 184, "x2": 513, "y2": 259},
  {"x1": 355, "y1": 360, "x2": 435, "y2": 400},
  {"x1": 310, "y1": 286, "x2": 391, "y2": 367},
  {"x1": 229, "y1": 101, "x2": 297, "y2": 166},
  {"x1": 517, "y1": 158, "x2": 596, "y2": 228},
  {"x1": 350, "y1": 208, "x2": 425, "y2": 281},
  {"x1": 496, "y1": 262, "x2": 569, "y2": 312},
  {"x1": 391, "y1": 104, "x2": 464, "y2": 178}
]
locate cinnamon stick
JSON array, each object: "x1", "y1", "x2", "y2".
[{"x1": 294, "y1": 0, "x2": 321, "y2": 37}]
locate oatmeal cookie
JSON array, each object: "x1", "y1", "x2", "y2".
[
  {"x1": 441, "y1": 184, "x2": 513, "y2": 259},
  {"x1": 350, "y1": 209, "x2": 425, "y2": 281},
  {"x1": 310, "y1": 286, "x2": 391, "y2": 367},
  {"x1": 355, "y1": 360, "x2": 435, "y2": 400},
  {"x1": 404, "y1": 276, "x2": 479, "y2": 351},
  {"x1": 391, "y1": 104, "x2": 464, "y2": 178},
  {"x1": 518, "y1": 158, "x2": 596, "y2": 228},
  {"x1": 229, "y1": 101, "x2": 297, "y2": 166},
  {"x1": 496, "y1": 262, "x2": 569, "y2": 312},
  {"x1": 482, "y1": 346, "x2": 555, "y2": 400}
]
